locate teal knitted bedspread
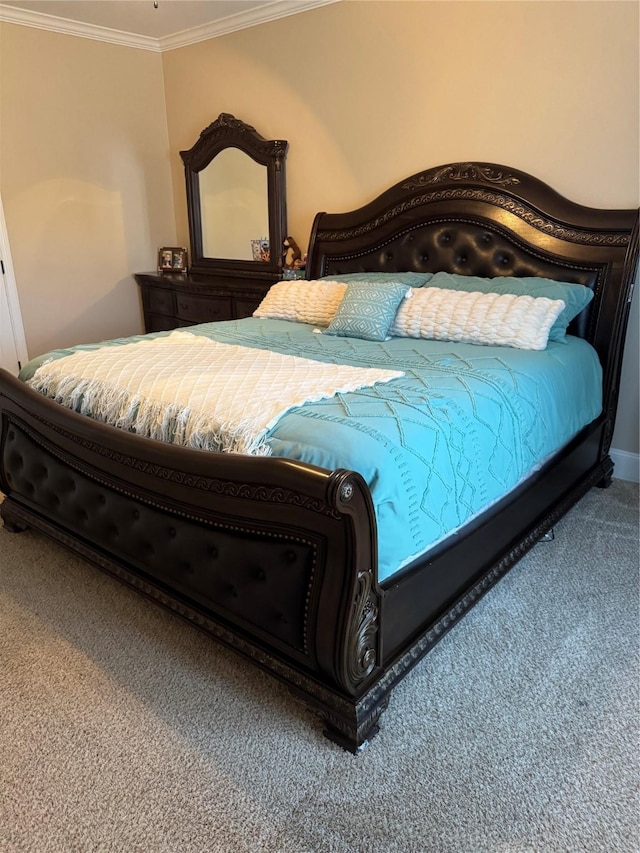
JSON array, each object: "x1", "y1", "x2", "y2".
[{"x1": 22, "y1": 318, "x2": 602, "y2": 582}]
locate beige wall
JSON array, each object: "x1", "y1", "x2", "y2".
[
  {"x1": 162, "y1": 0, "x2": 639, "y2": 456},
  {"x1": 0, "y1": 1, "x2": 637, "y2": 456},
  {"x1": 0, "y1": 22, "x2": 176, "y2": 357}
]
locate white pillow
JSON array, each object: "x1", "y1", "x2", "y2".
[
  {"x1": 390, "y1": 287, "x2": 565, "y2": 350},
  {"x1": 253, "y1": 280, "x2": 346, "y2": 326}
]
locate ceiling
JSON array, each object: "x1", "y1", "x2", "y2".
[{"x1": 0, "y1": 0, "x2": 339, "y2": 50}]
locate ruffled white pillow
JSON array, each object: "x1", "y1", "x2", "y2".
[
  {"x1": 253, "y1": 280, "x2": 346, "y2": 326},
  {"x1": 390, "y1": 287, "x2": 565, "y2": 350}
]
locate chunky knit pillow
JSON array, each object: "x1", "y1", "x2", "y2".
[
  {"x1": 253, "y1": 280, "x2": 346, "y2": 326},
  {"x1": 426, "y1": 272, "x2": 592, "y2": 342},
  {"x1": 390, "y1": 287, "x2": 565, "y2": 350},
  {"x1": 324, "y1": 281, "x2": 411, "y2": 342}
]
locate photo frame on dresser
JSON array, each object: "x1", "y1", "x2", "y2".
[{"x1": 158, "y1": 247, "x2": 188, "y2": 273}]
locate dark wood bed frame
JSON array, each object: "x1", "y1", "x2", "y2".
[{"x1": 1, "y1": 162, "x2": 637, "y2": 751}]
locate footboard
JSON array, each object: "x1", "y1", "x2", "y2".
[{"x1": 0, "y1": 369, "x2": 385, "y2": 749}]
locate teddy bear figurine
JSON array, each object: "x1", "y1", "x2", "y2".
[{"x1": 282, "y1": 236, "x2": 302, "y2": 269}]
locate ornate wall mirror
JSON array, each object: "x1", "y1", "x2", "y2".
[{"x1": 181, "y1": 114, "x2": 288, "y2": 279}]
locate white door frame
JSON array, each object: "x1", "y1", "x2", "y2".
[{"x1": 0, "y1": 194, "x2": 28, "y2": 373}]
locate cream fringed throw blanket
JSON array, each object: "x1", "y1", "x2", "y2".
[{"x1": 28, "y1": 331, "x2": 403, "y2": 455}]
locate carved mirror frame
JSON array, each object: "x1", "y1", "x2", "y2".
[{"x1": 180, "y1": 113, "x2": 288, "y2": 280}]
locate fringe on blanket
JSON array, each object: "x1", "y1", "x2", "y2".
[{"x1": 28, "y1": 372, "x2": 273, "y2": 455}]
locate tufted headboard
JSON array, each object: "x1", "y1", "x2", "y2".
[{"x1": 306, "y1": 162, "x2": 639, "y2": 438}]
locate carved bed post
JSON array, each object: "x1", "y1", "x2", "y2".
[{"x1": 314, "y1": 470, "x2": 385, "y2": 751}]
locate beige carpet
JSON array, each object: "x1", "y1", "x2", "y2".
[{"x1": 1, "y1": 480, "x2": 638, "y2": 852}]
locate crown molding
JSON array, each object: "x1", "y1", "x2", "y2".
[
  {"x1": 160, "y1": 1, "x2": 341, "y2": 52},
  {"x1": 0, "y1": 4, "x2": 160, "y2": 50},
  {"x1": 0, "y1": 1, "x2": 341, "y2": 52}
]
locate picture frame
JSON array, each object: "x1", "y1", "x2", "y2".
[
  {"x1": 250, "y1": 238, "x2": 270, "y2": 263},
  {"x1": 158, "y1": 246, "x2": 188, "y2": 273}
]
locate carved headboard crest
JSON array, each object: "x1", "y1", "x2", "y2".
[{"x1": 402, "y1": 162, "x2": 521, "y2": 190}]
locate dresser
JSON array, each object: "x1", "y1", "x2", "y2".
[{"x1": 135, "y1": 272, "x2": 274, "y2": 333}]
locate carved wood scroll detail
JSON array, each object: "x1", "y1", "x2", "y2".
[
  {"x1": 402, "y1": 162, "x2": 521, "y2": 189},
  {"x1": 346, "y1": 569, "x2": 379, "y2": 688},
  {"x1": 199, "y1": 113, "x2": 288, "y2": 162}
]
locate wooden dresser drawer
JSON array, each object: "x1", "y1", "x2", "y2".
[
  {"x1": 146, "y1": 313, "x2": 177, "y2": 333},
  {"x1": 147, "y1": 287, "x2": 175, "y2": 316},
  {"x1": 135, "y1": 272, "x2": 279, "y2": 334},
  {"x1": 175, "y1": 293, "x2": 232, "y2": 323}
]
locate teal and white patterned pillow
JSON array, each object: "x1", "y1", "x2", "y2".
[{"x1": 323, "y1": 281, "x2": 410, "y2": 341}]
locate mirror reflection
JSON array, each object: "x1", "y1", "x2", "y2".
[{"x1": 200, "y1": 148, "x2": 269, "y2": 260}]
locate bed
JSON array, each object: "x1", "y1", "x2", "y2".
[{"x1": 1, "y1": 162, "x2": 637, "y2": 751}]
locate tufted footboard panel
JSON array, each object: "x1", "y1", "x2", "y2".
[{"x1": 3, "y1": 418, "x2": 322, "y2": 658}]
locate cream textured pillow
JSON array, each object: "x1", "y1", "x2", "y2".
[
  {"x1": 390, "y1": 287, "x2": 565, "y2": 350},
  {"x1": 253, "y1": 280, "x2": 346, "y2": 326}
]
